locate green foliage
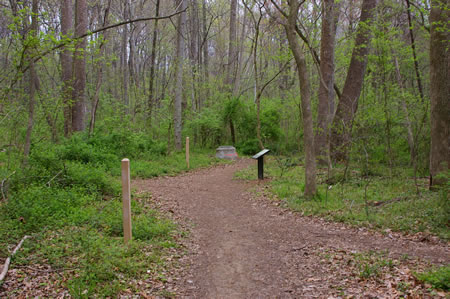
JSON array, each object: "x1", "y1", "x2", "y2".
[
  {"x1": 3, "y1": 186, "x2": 93, "y2": 232},
  {"x1": 186, "y1": 108, "x2": 223, "y2": 148},
  {"x1": 237, "y1": 139, "x2": 260, "y2": 155},
  {"x1": 416, "y1": 265, "x2": 450, "y2": 291}
]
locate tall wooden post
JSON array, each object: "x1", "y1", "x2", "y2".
[
  {"x1": 121, "y1": 158, "x2": 132, "y2": 244},
  {"x1": 186, "y1": 137, "x2": 190, "y2": 169}
]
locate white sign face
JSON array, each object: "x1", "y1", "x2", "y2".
[{"x1": 252, "y1": 149, "x2": 270, "y2": 159}]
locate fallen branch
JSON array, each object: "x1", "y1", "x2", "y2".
[
  {"x1": 0, "y1": 235, "x2": 31, "y2": 283},
  {"x1": 46, "y1": 169, "x2": 64, "y2": 187}
]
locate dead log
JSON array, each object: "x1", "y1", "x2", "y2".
[{"x1": 0, "y1": 235, "x2": 31, "y2": 282}]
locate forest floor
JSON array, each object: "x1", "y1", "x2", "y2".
[{"x1": 134, "y1": 158, "x2": 449, "y2": 298}]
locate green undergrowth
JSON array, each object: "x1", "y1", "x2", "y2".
[
  {"x1": 0, "y1": 131, "x2": 225, "y2": 296},
  {"x1": 235, "y1": 157, "x2": 450, "y2": 240},
  {"x1": 416, "y1": 265, "x2": 450, "y2": 291}
]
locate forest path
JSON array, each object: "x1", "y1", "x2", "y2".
[{"x1": 134, "y1": 159, "x2": 449, "y2": 298}]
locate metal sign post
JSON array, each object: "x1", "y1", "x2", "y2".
[{"x1": 252, "y1": 149, "x2": 270, "y2": 180}]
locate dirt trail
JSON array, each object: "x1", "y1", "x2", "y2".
[{"x1": 134, "y1": 159, "x2": 449, "y2": 298}]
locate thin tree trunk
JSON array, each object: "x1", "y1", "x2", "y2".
[
  {"x1": 61, "y1": 0, "x2": 73, "y2": 137},
  {"x1": 429, "y1": 0, "x2": 450, "y2": 188},
  {"x1": 189, "y1": 0, "x2": 199, "y2": 111},
  {"x1": 284, "y1": 0, "x2": 316, "y2": 198},
  {"x1": 405, "y1": 0, "x2": 425, "y2": 102},
  {"x1": 89, "y1": 0, "x2": 111, "y2": 136},
  {"x1": 174, "y1": 0, "x2": 187, "y2": 151},
  {"x1": 24, "y1": 0, "x2": 39, "y2": 157},
  {"x1": 254, "y1": 17, "x2": 262, "y2": 150},
  {"x1": 226, "y1": 0, "x2": 238, "y2": 90},
  {"x1": 72, "y1": 0, "x2": 88, "y2": 132},
  {"x1": 201, "y1": 0, "x2": 209, "y2": 106},
  {"x1": 315, "y1": 0, "x2": 340, "y2": 166},
  {"x1": 330, "y1": 0, "x2": 377, "y2": 163},
  {"x1": 394, "y1": 57, "x2": 416, "y2": 164},
  {"x1": 243, "y1": 2, "x2": 263, "y2": 149},
  {"x1": 148, "y1": 0, "x2": 160, "y2": 126},
  {"x1": 233, "y1": 7, "x2": 248, "y2": 96},
  {"x1": 121, "y1": 1, "x2": 129, "y2": 114}
]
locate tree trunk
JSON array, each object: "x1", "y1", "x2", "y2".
[
  {"x1": 201, "y1": 0, "x2": 210, "y2": 107},
  {"x1": 393, "y1": 57, "x2": 416, "y2": 164},
  {"x1": 284, "y1": 0, "x2": 316, "y2": 198},
  {"x1": 405, "y1": 0, "x2": 425, "y2": 102},
  {"x1": 330, "y1": 0, "x2": 377, "y2": 163},
  {"x1": 429, "y1": 0, "x2": 450, "y2": 188},
  {"x1": 232, "y1": 8, "x2": 247, "y2": 96},
  {"x1": 61, "y1": 0, "x2": 73, "y2": 137},
  {"x1": 315, "y1": 0, "x2": 340, "y2": 166},
  {"x1": 174, "y1": 0, "x2": 187, "y2": 151},
  {"x1": 72, "y1": 0, "x2": 88, "y2": 132},
  {"x1": 189, "y1": 0, "x2": 200, "y2": 111},
  {"x1": 148, "y1": 0, "x2": 160, "y2": 126},
  {"x1": 226, "y1": 0, "x2": 238, "y2": 89},
  {"x1": 121, "y1": 1, "x2": 129, "y2": 114},
  {"x1": 24, "y1": 0, "x2": 39, "y2": 157},
  {"x1": 89, "y1": 0, "x2": 111, "y2": 136}
]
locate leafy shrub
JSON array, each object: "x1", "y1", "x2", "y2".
[
  {"x1": 237, "y1": 138, "x2": 260, "y2": 155},
  {"x1": 61, "y1": 136, "x2": 118, "y2": 167},
  {"x1": 4, "y1": 186, "x2": 94, "y2": 232},
  {"x1": 261, "y1": 106, "x2": 282, "y2": 143},
  {"x1": 88, "y1": 131, "x2": 167, "y2": 159},
  {"x1": 187, "y1": 108, "x2": 223, "y2": 147},
  {"x1": 64, "y1": 161, "x2": 120, "y2": 195}
]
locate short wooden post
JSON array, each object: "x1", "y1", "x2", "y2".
[
  {"x1": 186, "y1": 137, "x2": 190, "y2": 169},
  {"x1": 121, "y1": 158, "x2": 132, "y2": 244}
]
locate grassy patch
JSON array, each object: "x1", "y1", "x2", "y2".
[
  {"x1": 131, "y1": 149, "x2": 228, "y2": 178},
  {"x1": 0, "y1": 133, "x2": 225, "y2": 296},
  {"x1": 235, "y1": 157, "x2": 450, "y2": 240},
  {"x1": 352, "y1": 250, "x2": 396, "y2": 280},
  {"x1": 416, "y1": 265, "x2": 450, "y2": 291}
]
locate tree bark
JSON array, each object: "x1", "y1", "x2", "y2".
[
  {"x1": 61, "y1": 0, "x2": 73, "y2": 137},
  {"x1": 315, "y1": 0, "x2": 340, "y2": 166},
  {"x1": 429, "y1": 0, "x2": 450, "y2": 188},
  {"x1": 330, "y1": 0, "x2": 377, "y2": 163},
  {"x1": 174, "y1": 0, "x2": 187, "y2": 151},
  {"x1": 284, "y1": 0, "x2": 316, "y2": 198},
  {"x1": 72, "y1": 0, "x2": 88, "y2": 132}
]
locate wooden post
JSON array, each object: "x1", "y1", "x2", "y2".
[
  {"x1": 121, "y1": 158, "x2": 132, "y2": 244},
  {"x1": 186, "y1": 137, "x2": 190, "y2": 169}
]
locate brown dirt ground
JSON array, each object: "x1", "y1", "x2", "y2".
[{"x1": 134, "y1": 159, "x2": 449, "y2": 298}]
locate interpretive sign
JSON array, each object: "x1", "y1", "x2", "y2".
[{"x1": 252, "y1": 149, "x2": 270, "y2": 180}]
